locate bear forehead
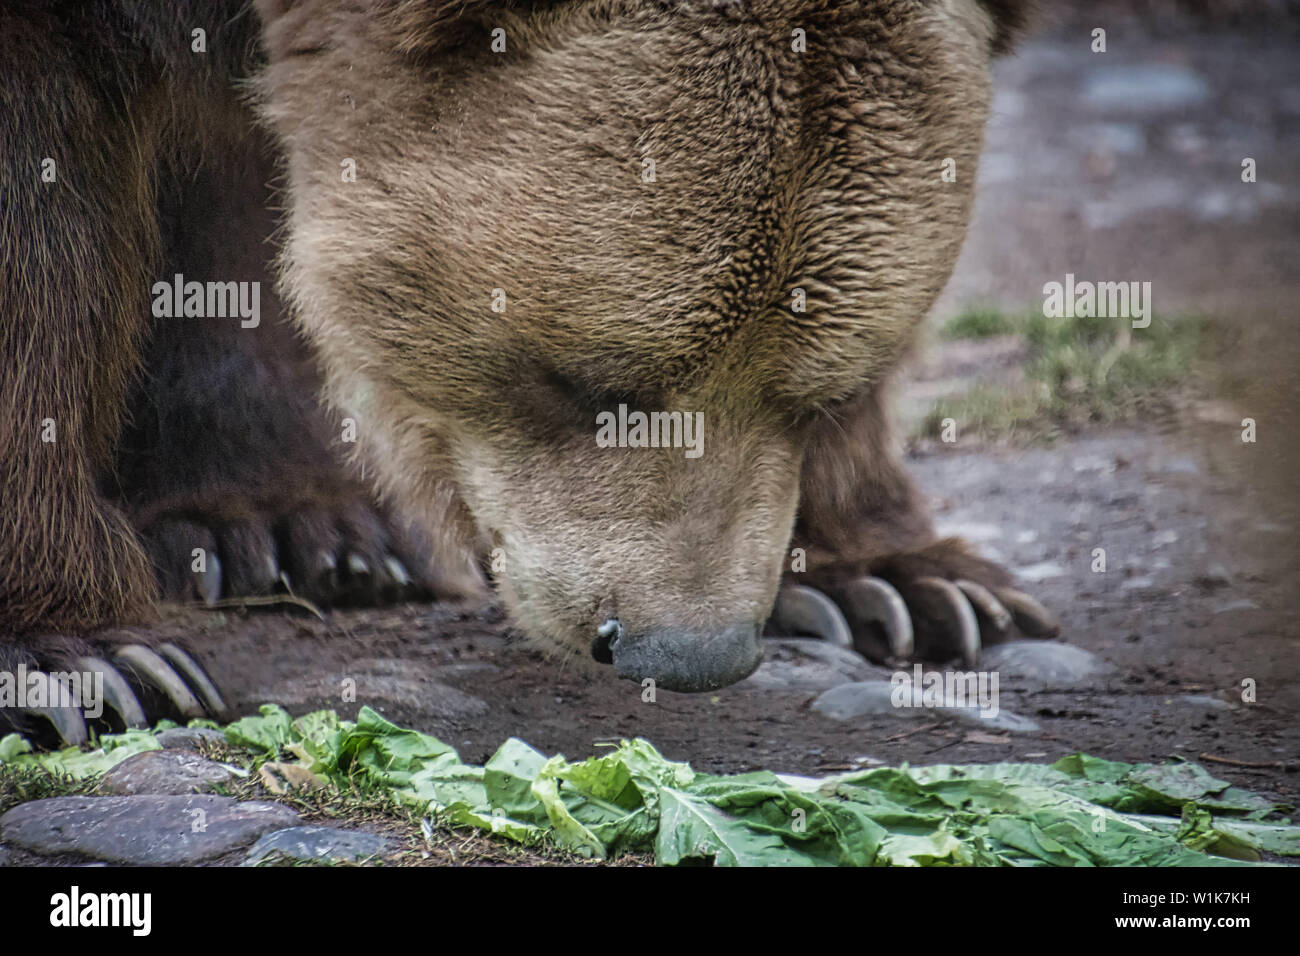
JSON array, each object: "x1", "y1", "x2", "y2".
[{"x1": 269, "y1": 0, "x2": 995, "y2": 406}]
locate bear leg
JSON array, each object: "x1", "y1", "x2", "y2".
[{"x1": 777, "y1": 386, "x2": 1058, "y2": 666}]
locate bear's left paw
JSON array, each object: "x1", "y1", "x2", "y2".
[
  {"x1": 771, "y1": 538, "x2": 1058, "y2": 667},
  {"x1": 0, "y1": 637, "x2": 228, "y2": 748}
]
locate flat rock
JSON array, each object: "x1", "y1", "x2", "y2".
[
  {"x1": 1016, "y1": 561, "x2": 1066, "y2": 583},
  {"x1": 243, "y1": 826, "x2": 395, "y2": 866},
  {"x1": 156, "y1": 727, "x2": 227, "y2": 751},
  {"x1": 812, "y1": 680, "x2": 1040, "y2": 733},
  {"x1": 1, "y1": 796, "x2": 299, "y2": 865},
  {"x1": 103, "y1": 750, "x2": 235, "y2": 795},
  {"x1": 740, "y1": 639, "x2": 884, "y2": 692},
  {"x1": 1214, "y1": 599, "x2": 1260, "y2": 614},
  {"x1": 1172, "y1": 693, "x2": 1235, "y2": 713},
  {"x1": 979, "y1": 642, "x2": 1109, "y2": 689}
]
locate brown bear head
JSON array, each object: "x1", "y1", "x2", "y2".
[{"x1": 254, "y1": 0, "x2": 1031, "y2": 691}]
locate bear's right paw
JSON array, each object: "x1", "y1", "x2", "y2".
[{"x1": 772, "y1": 538, "x2": 1059, "y2": 667}]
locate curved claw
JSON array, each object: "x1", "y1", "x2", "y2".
[
  {"x1": 20, "y1": 672, "x2": 89, "y2": 746},
  {"x1": 994, "y1": 587, "x2": 1060, "y2": 638},
  {"x1": 914, "y1": 576, "x2": 981, "y2": 668},
  {"x1": 113, "y1": 645, "x2": 205, "y2": 720},
  {"x1": 158, "y1": 644, "x2": 229, "y2": 721},
  {"x1": 841, "y1": 576, "x2": 914, "y2": 660},
  {"x1": 76, "y1": 656, "x2": 148, "y2": 729},
  {"x1": 954, "y1": 579, "x2": 1013, "y2": 634},
  {"x1": 314, "y1": 550, "x2": 339, "y2": 594},
  {"x1": 346, "y1": 552, "x2": 371, "y2": 582},
  {"x1": 772, "y1": 585, "x2": 854, "y2": 648},
  {"x1": 197, "y1": 552, "x2": 223, "y2": 607},
  {"x1": 384, "y1": 556, "x2": 411, "y2": 589}
]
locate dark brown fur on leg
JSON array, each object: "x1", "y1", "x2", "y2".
[
  {"x1": 0, "y1": 4, "x2": 161, "y2": 637},
  {"x1": 793, "y1": 385, "x2": 1010, "y2": 592},
  {"x1": 2, "y1": 3, "x2": 449, "y2": 741},
  {"x1": 789, "y1": 385, "x2": 1052, "y2": 660},
  {"x1": 106, "y1": 107, "x2": 438, "y2": 608}
]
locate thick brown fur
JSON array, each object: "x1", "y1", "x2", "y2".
[
  {"x1": 255, "y1": 0, "x2": 1035, "y2": 671},
  {"x1": 0, "y1": 0, "x2": 448, "y2": 656},
  {"x1": 2, "y1": 0, "x2": 1037, "y2": 692}
]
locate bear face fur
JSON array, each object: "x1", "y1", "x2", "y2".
[{"x1": 254, "y1": 0, "x2": 1024, "y2": 690}]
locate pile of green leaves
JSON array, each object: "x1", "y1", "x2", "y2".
[{"x1": 3, "y1": 705, "x2": 1296, "y2": 866}]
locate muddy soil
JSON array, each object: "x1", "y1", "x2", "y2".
[
  {"x1": 39, "y1": 18, "x2": 1300, "y2": 809},
  {"x1": 148, "y1": 421, "x2": 1296, "y2": 810}
]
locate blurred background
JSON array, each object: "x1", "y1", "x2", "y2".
[{"x1": 904, "y1": 0, "x2": 1300, "y2": 572}]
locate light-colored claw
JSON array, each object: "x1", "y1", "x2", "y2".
[
  {"x1": 20, "y1": 672, "x2": 89, "y2": 746},
  {"x1": 384, "y1": 556, "x2": 411, "y2": 588},
  {"x1": 995, "y1": 587, "x2": 1060, "y2": 638},
  {"x1": 841, "y1": 576, "x2": 914, "y2": 660},
  {"x1": 158, "y1": 644, "x2": 228, "y2": 720},
  {"x1": 772, "y1": 585, "x2": 854, "y2": 648},
  {"x1": 197, "y1": 553, "x2": 222, "y2": 607},
  {"x1": 76, "y1": 656, "x2": 147, "y2": 728},
  {"x1": 954, "y1": 579, "x2": 1013, "y2": 633},
  {"x1": 915, "y1": 576, "x2": 981, "y2": 668},
  {"x1": 113, "y1": 645, "x2": 205, "y2": 720},
  {"x1": 346, "y1": 553, "x2": 371, "y2": 580}
]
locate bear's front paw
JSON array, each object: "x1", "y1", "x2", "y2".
[
  {"x1": 772, "y1": 538, "x2": 1058, "y2": 667},
  {"x1": 134, "y1": 489, "x2": 437, "y2": 611},
  {"x1": 0, "y1": 637, "x2": 228, "y2": 747}
]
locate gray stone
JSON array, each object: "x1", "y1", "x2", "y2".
[
  {"x1": 1075, "y1": 122, "x2": 1146, "y2": 156},
  {"x1": 1016, "y1": 561, "x2": 1066, "y2": 583},
  {"x1": 1214, "y1": 598, "x2": 1260, "y2": 614},
  {"x1": 1120, "y1": 575, "x2": 1157, "y2": 592},
  {"x1": 1173, "y1": 694, "x2": 1235, "y2": 713},
  {"x1": 1084, "y1": 65, "x2": 1211, "y2": 112},
  {"x1": 156, "y1": 727, "x2": 227, "y2": 751},
  {"x1": 740, "y1": 638, "x2": 883, "y2": 692},
  {"x1": 812, "y1": 679, "x2": 1040, "y2": 733},
  {"x1": 0, "y1": 796, "x2": 299, "y2": 865},
  {"x1": 811, "y1": 681, "x2": 901, "y2": 720},
  {"x1": 103, "y1": 750, "x2": 235, "y2": 795},
  {"x1": 0, "y1": 844, "x2": 9, "y2": 867},
  {"x1": 980, "y1": 642, "x2": 1108, "y2": 689},
  {"x1": 1157, "y1": 456, "x2": 1201, "y2": 476},
  {"x1": 242, "y1": 826, "x2": 395, "y2": 867}
]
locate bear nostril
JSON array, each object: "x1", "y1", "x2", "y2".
[{"x1": 591, "y1": 618, "x2": 622, "y2": 664}]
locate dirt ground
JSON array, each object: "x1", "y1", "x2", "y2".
[{"x1": 71, "y1": 14, "x2": 1300, "y2": 813}]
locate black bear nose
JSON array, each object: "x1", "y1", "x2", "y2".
[{"x1": 606, "y1": 622, "x2": 763, "y2": 693}]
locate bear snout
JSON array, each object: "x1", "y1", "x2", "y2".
[{"x1": 600, "y1": 620, "x2": 764, "y2": 693}]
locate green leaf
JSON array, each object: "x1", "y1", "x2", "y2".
[{"x1": 223, "y1": 704, "x2": 295, "y2": 756}]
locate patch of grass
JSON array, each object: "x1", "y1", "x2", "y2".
[
  {"x1": 0, "y1": 765, "x2": 100, "y2": 816},
  {"x1": 939, "y1": 307, "x2": 1022, "y2": 340},
  {"x1": 924, "y1": 307, "x2": 1207, "y2": 442}
]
